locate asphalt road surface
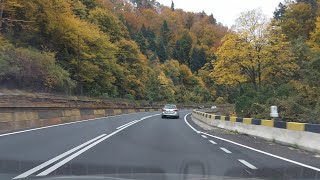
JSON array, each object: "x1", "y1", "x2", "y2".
[{"x1": 0, "y1": 110, "x2": 320, "y2": 180}]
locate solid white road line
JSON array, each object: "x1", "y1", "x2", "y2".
[
  {"x1": 15, "y1": 113, "x2": 160, "y2": 178},
  {"x1": 220, "y1": 147, "x2": 232, "y2": 154},
  {"x1": 1, "y1": 118, "x2": 105, "y2": 138},
  {"x1": 37, "y1": 129, "x2": 121, "y2": 176},
  {"x1": 184, "y1": 113, "x2": 200, "y2": 133},
  {"x1": 37, "y1": 114, "x2": 160, "y2": 176},
  {"x1": 238, "y1": 159, "x2": 258, "y2": 170},
  {"x1": 201, "y1": 135, "x2": 207, "y2": 139},
  {"x1": 13, "y1": 134, "x2": 107, "y2": 179},
  {"x1": 184, "y1": 114, "x2": 320, "y2": 172},
  {"x1": 209, "y1": 140, "x2": 217, "y2": 144},
  {"x1": 0, "y1": 112, "x2": 153, "y2": 138},
  {"x1": 117, "y1": 114, "x2": 160, "y2": 130},
  {"x1": 116, "y1": 120, "x2": 139, "y2": 129},
  {"x1": 141, "y1": 114, "x2": 160, "y2": 120}
]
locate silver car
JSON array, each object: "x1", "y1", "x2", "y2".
[{"x1": 161, "y1": 104, "x2": 179, "y2": 119}]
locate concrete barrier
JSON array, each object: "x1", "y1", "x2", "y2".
[
  {"x1": 192, "y1": 110, "x2": 320, "y2": 153},
  {"x1": 0, "y1": 107, "x2": 161, "y2": 134}
]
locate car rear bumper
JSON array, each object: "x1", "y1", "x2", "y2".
[{"x1": 162, "y1": 112, "x2": 179, "y2": 117}]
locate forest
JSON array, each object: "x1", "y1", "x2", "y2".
[{"x1": 0, "y1": 0, "x2": 320, "y2": 123}]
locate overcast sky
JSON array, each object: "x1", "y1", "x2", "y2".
[{"x1": 157, "y1": 0, "x2": 284, "y2": 27}]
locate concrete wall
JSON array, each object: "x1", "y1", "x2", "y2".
[
  {"x1": 192, "y1": 111, "x2": 320, "y2": 153},
  {"x1": 0, "y1": 107, "x2": 161, "y2": 133}
]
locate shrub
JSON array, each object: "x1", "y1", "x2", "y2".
[
  {"x1": 215, "y1": 96, "x2": 226, "y2": 104},
  {"x1": 0, "y1": 43, "x2": 75, "y2": 92},
  {"x1": 235, "y1": 95, "x2": 254, "y2": 117}
]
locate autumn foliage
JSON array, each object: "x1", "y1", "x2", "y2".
[
  {"x1": 1, "y1": 0, "x2": 319, "y2": 123},
  {"x1": 212, "y1": 1, "x2": 320, "y2": 123},
  {"x1": 0, "y1": 0, "x2": 227, "y2": 103}
]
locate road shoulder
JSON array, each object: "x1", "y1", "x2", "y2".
[{"x1": 189, "y1": 114, "x2": 320, "y2": 169}]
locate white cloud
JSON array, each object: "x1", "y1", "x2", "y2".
[{"x1": 157, "y1": 0, "x2": 283, "y2": 27}]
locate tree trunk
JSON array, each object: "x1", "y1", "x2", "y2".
[
  {"x1": 238, "y1": 82, "x2": 243, "y2": 96},
  {"x1": 258, "y1": 63, "x2": 261, "y2": 91},
  {"x1": 251, "y1": 66, "x2": 258, "y2": 91}
]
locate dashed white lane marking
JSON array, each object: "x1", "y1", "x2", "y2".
[
  {"x1": 220, "y1": 147, "x2": 232, "y2": 154},
  {"x1": 13, "y1": 134, "x2": 107, "y2": 179},
  {"x1": 209, "y1": 140, "x2": 217, "y2": 144},
  {"x1": 238, "y1": 159, "x2": 258, "y2": 170},
  {"x1": 184, "y1": 113, "x2": 320, "y2": 172},
  {"x1": 201, "y1": 135, "x2": 207, "y2": 139}
]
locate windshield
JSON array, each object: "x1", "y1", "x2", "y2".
[
  {"x1": 0, "y1": 0, "x2": 320, "y2": 180},
  {"x1": 164, "y1": 105, "x2": 177, "y2": 109}
]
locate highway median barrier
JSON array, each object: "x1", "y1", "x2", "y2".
[{"x1": 192, "y1": 110, "x2": 320, "y2": 153}]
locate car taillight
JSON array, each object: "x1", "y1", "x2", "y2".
[
  {"x1": 174, "y1": 109, "x2": 178, "y2": 112},
  {"x1": 162, "y1": 109, "x2": 165, "y2": 112}
]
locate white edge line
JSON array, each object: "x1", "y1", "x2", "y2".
[
  {"x1": 36, "y1": 113, "x2": 160, "y2": 176},
  {"x1": 209, "y1": 140, "x2": 217, "y2": 144},
  {"x1": 185, "y1": 113, "x2": 320, "y2": 172},
  {"x1": 201, "y1": 131, "x2": 320, "y2": 172},
  {"x1": 184, "y1": 113, "x2": 200, "y2": 133},
  {"x1": 220, "y1": 147, "x2": 232, "y2": 154},
  {"x1": 116, "y1": 120, "x2": 139, "y2": 129},
  {"x1": 1, "y1": 118, "x2": 102, "y2": 138},
  {"x1": 0, "y1": 112, "x2": 157, "y2": 138},
  {"x1": 238, "y1": 159, "x2": 258, "y2": 170},
  {"x1": 12, "y1": 134, "x2": 107, "y2": 179}
]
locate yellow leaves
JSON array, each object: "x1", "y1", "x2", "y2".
[
  {"x1": 157, "y1": 71, "x2": 175, "y2": 98},
  {"x1": 158, "y1": 72, "x2": 169, "y2": 86},
  {"x1": 281, "y1": 2, "x2": 315, "y2": 40},
  {"x1": 196, "y1": 76, "x2": 206, "y2": 88},
  {"x1": 212, "y1": 21, "x2": 298, "y2": 88},
  {"x1": 162, "y1": 59, "x2": 180, "y2": 79},
  {"x1": 179, "y1": 64, "x2": 192, "y2": 79},
  {"x1": 309, "y1": 16, "x2": 320, "y2": 52},
  {"x1": 140, "y1": 8, "x2": 160, "y2": 31},
  {"x1": 211, "y1": 33, "x2": 248, "y2": 86},
  {"x1": 88, "y1": 7, "x2": 128, "y2": 42},
  {"x1": 262, "y1": 25, "x2": 298, "y2": 83}
]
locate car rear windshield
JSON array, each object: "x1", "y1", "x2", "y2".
[{"x1": 164, "y1": 105, "x2": 176, "y2": 109}]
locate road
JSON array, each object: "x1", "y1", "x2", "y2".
[{"x1": 0, "y1": 110, "x2": 319, "y2": 179}]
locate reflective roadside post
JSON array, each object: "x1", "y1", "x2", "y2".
[{"x1": 270, "y1": 106, "x2": 279, "y2": 120}]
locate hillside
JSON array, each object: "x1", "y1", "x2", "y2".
[{"x1": 0, "y1": 0, "x2": 227, "y2": 103}]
